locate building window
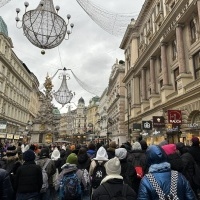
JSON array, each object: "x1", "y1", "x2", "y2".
[
  {"x1": 174, "y1": 68, "x2": 179, "y2": 91},
  {"x1": 190, "y1": 20, "x2": 196, "y2": 44},
  {"x1": 172, "y1": 39, "x2": 177, "y2": 61},
  {"x1": 193, "y1": 51, "x2": 200, "y2": 79}
]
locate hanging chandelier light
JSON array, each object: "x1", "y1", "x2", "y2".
[
  {"x1": 53, "y1": 68, "x2": 74, "y2": 107},
  {"x1": 15, "y1": 0, "x2": 74, "y2": 50}
]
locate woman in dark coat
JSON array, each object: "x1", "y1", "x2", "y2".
[{"x1": 14, "y1": 149, "x2": 43, "y2": 200}]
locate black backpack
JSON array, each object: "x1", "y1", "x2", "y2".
[
  {"x1": 102, "y1": 183, "x2": 128, "y2": 200},
  {"x1": 91, "y1": 160, "x2": 106, "y2": 189}
]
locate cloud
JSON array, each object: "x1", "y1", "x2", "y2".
[{"x1": 0, "y1": 0, "x2": 145, "y2": 113}]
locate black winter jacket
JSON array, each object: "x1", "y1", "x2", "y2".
[
  {"x1": 14, "y1": 161, "x2": 43, "y2": 193},
  {"x1": 92, "y1": 178, "x2": 136, "y2": 200},
  {"x1": 167, "y1": 153, "x2": 183, "y2": 172},
  {"x1": 0, "y1": 168, "x2": 14, "y2": 200}
]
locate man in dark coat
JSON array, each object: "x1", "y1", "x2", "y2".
[
  {"x1": 14, "y1": 149, "x2": 43, "y2": 200},
  {"x1": 0, "y1": 168, "x2": 14, "y2": 200},
  {"x1": 106, "y1": 141, "x2": 117, "y2": 159},
  {"x1": 92, "y1": 157, "x2": 136, "y2": 200}
]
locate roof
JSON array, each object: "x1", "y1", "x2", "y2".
[{"x1": 0, "y1": 16, "x2": 8, "y2": 37}]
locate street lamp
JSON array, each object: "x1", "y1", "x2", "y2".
[{"x1": 116, "y1": 85, "x2": 131, "y2": 142}]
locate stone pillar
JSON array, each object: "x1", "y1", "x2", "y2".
[
  {"x1": 150, "y1": 57, "x2": 156, "y2": 94},
  {"x1": 133, "y1": 76, "x2": 140, "y2": 104},
  {"x1": 176, "y1": 24, "x2": 186, "y2": 73},
  {"x1": 197, "y1": 0, "x2": 200, "y2": 28},
  {"x1": 141, "y1": 68, "x2": 147, "y2": 100},
  {"x1": 161, "y1": 43, "x2": 169, "y2": 85}
]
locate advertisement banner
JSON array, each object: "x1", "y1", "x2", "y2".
[
  {"x1": 168, "y1": 110, "x2": 182, "y2": 124},
  {"x1": 0, "y1": 120, "x2": 7, "y2": 129}
]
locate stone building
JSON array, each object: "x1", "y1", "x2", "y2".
[
  {"x1": 106, "y1": 60, "x2": 126, "y2": 145},
  {"x1": 120, "y1": 0, "x2": 200, "y2": 145},
  {"x1": 0, "y1": 16, "x2": 40, "y2": 142}
]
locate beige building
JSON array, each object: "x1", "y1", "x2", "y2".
[
  {"x1": 86, "y1": 96, "x2": 100, "y2": 142},
  {"x1": 106, "y1": 60, "x2": 126, "y2": 145},
  {"x1": 59, "y1": 98, "x2": 87, "y2": 144},
  {"x1": 0, "y1": 16, "x2": 40, "y2": 142},
  {"x1": 120, "y1": 0, "x2": 200, "y2": 145}
]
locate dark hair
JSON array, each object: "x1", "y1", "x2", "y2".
[
  {"x1": 88, "y1": 143, "x2": 96, "y2": 151},
  {"x1": 78, "y1": 147, "x2": 87, "y2": 156}
]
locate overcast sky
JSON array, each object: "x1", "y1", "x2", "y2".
[{"x1": 0, "y1": 0, "x2": 145, "y2": 113}]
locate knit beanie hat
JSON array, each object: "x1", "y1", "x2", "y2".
[
  {"x1": 105, "y1": 157, "x2": 121, "y2": 175},
  {"x1": 191, "y1": 137, "x2": 200, "y2": 146},
  {"x1": 6, "y1": 145, "x2": 17, "y2": 157},
  {"x1": 51, "y1": 148, "x2": 60, "y2": 160},
  {"x1": 93, "y1": 146, "x2": 108, "y2": 161},
  {"x1": 66, "y1": 153, "x2": 78, "y2": 165},
  {"x1": 132, "y1": 142, "x2": 142, "y2": 150},
  {"x1": 115, "y1": 148, "x2": 127, "y2": 160},
  {"x1": 40, "y1": 147, "x2": 50, "y2": 158},
  {"x1": 23, "y1": 149, "x2": 35, "y2": 161},
  {"x1": 161, "y1": 144, "x2": 176, "y2": 155}
]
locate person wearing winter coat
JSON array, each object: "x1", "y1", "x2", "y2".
[
  {"x1": 87, "y1": 143, "x2": 96, "y2": 159},
  {"x1": 176, "y1": 142, "x2": 198, "y2": 198},
  {"x1": 127, "y1": 141, "x2": 147, "y2": 193},
  {"x1": 36, "y1": 147, "x2": 56, "y2": 200},
  {"x1": 55, "y1": 153, "x2": 87, "y2": 200},
  {"x1": 15, "y1": 149, "x2": 43, "y2": 200},
  {"x1": 115, "y1": 148, "x2": 137, "y2": 188},
  {"x1": 106, "y1": 141, "x2": 117, "y2": 159},
  {"x1": 137, "y1": 145, "x2": 197, "y2": 200},
  {"x1": 77, "y1": 147, "x2": 91, "y2": 171},
  {"x1": 0, "y1": 168, "x2": 14, "y2": 200},
  {"x1": 92, "y1": 157, "x2": 137, "y2": 200},
  {"x1": 161, "y1": 143, "x2": 183, "y2": 172},
  {"x1": 189, "y1": 137, "x2": 200, "y2": 165}
]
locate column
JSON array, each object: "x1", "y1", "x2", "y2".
[
  {"x1": 176, "y1": 24, "x2": 186, "y2": 73},
  {"x1": 141, "y1": 68, "x2": 147, "y2": 100},
  {"x1": 197, "y1": 0, "x2": 200, "y2": 28},
  {"x1": 161, "y1": 43, "x2": 169, "y2": 85},
  {"x1": 150, "y1": 56, "x2": 156, "y2": 94},
  {"x1": 133, "y1": 76, "x2": 140, "y2": 104}
]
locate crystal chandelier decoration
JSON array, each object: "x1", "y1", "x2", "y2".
[
  {"x1": 53, "y1": 68, "x2": 74, "y2": 107},
  {"x1": 15, "y1": 0, "x2": 74, "y2": 50},
  {"x1": 0, "y1": 0, "x2": 11, "y2": 8}
]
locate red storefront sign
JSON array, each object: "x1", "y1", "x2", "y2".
[{"x1": 168, "y1": 110, "x2": 182, "y2": 124}]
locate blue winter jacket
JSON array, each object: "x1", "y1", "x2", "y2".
[{"x1": 137, "y1": 145, "x2": 197, "y2": 200}]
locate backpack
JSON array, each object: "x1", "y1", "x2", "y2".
[
  {"x1": 102, "y1": 182, "x2": 128, "y2": 200},
  {"x1": 192, "y1": 162, "x2": 200, "y2": 188},
  {"x1": 59, "y1": 171, "x2": 82, "y2": 200},
  {"x1": 145, "y1": 170, "x2": 179, "y2": 200},
  {"x1": 40, "y1": 159, "x2": 51, "y2": 193},
  {"x1": 91, "y1": 160, "x2": 106, "y2": 189},
  {"x1": 80, "y1": 169, "x2": 91, "y2": 192}
]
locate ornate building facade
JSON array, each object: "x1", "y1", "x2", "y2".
[
  {"x1": 120, "y1": 0, "x2": 200, "y2": 145},
  {"x1": 0, "y1": 16, "x2": 41, "y2": 142}
]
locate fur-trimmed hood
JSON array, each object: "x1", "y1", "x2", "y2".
[{"x1": 100, "y1": 174, "x2": 123, "y2": 185}]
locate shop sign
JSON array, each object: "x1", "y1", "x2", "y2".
[
  {"x1": 0, "y1": 133, "x2": 6, "y2": 138},
  {"x1": 133, "y1": 123, "x2": 141, "y2": 131},
  {"x1": 14, "y1": 135, "x2": 20, "y2": 140},
  {"x1": 0, "y1": 120, "x2": 7, "y2": 129},
  {"x1": 168, "y1": 110, "x2": 182, "y2": 124},
  {"x1": 153, "y1": 116, "x2": 165, "y2": 127},
  {"x1": 166, "y1": 125, "x2": 179, "y2": 132},
  {"x1": 188, "y1": 123, "x2": 199, "y2": 129},
  {"x1": 6, "y1": 134, "x2": 13, "y2": 139},
  {"x1": 142, "y1": 121, "x2": 152, "y2": 130}
]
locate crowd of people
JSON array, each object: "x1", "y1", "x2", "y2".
[{"x1": 0, "y1": 136, "x2": 200, "y2": 200}]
